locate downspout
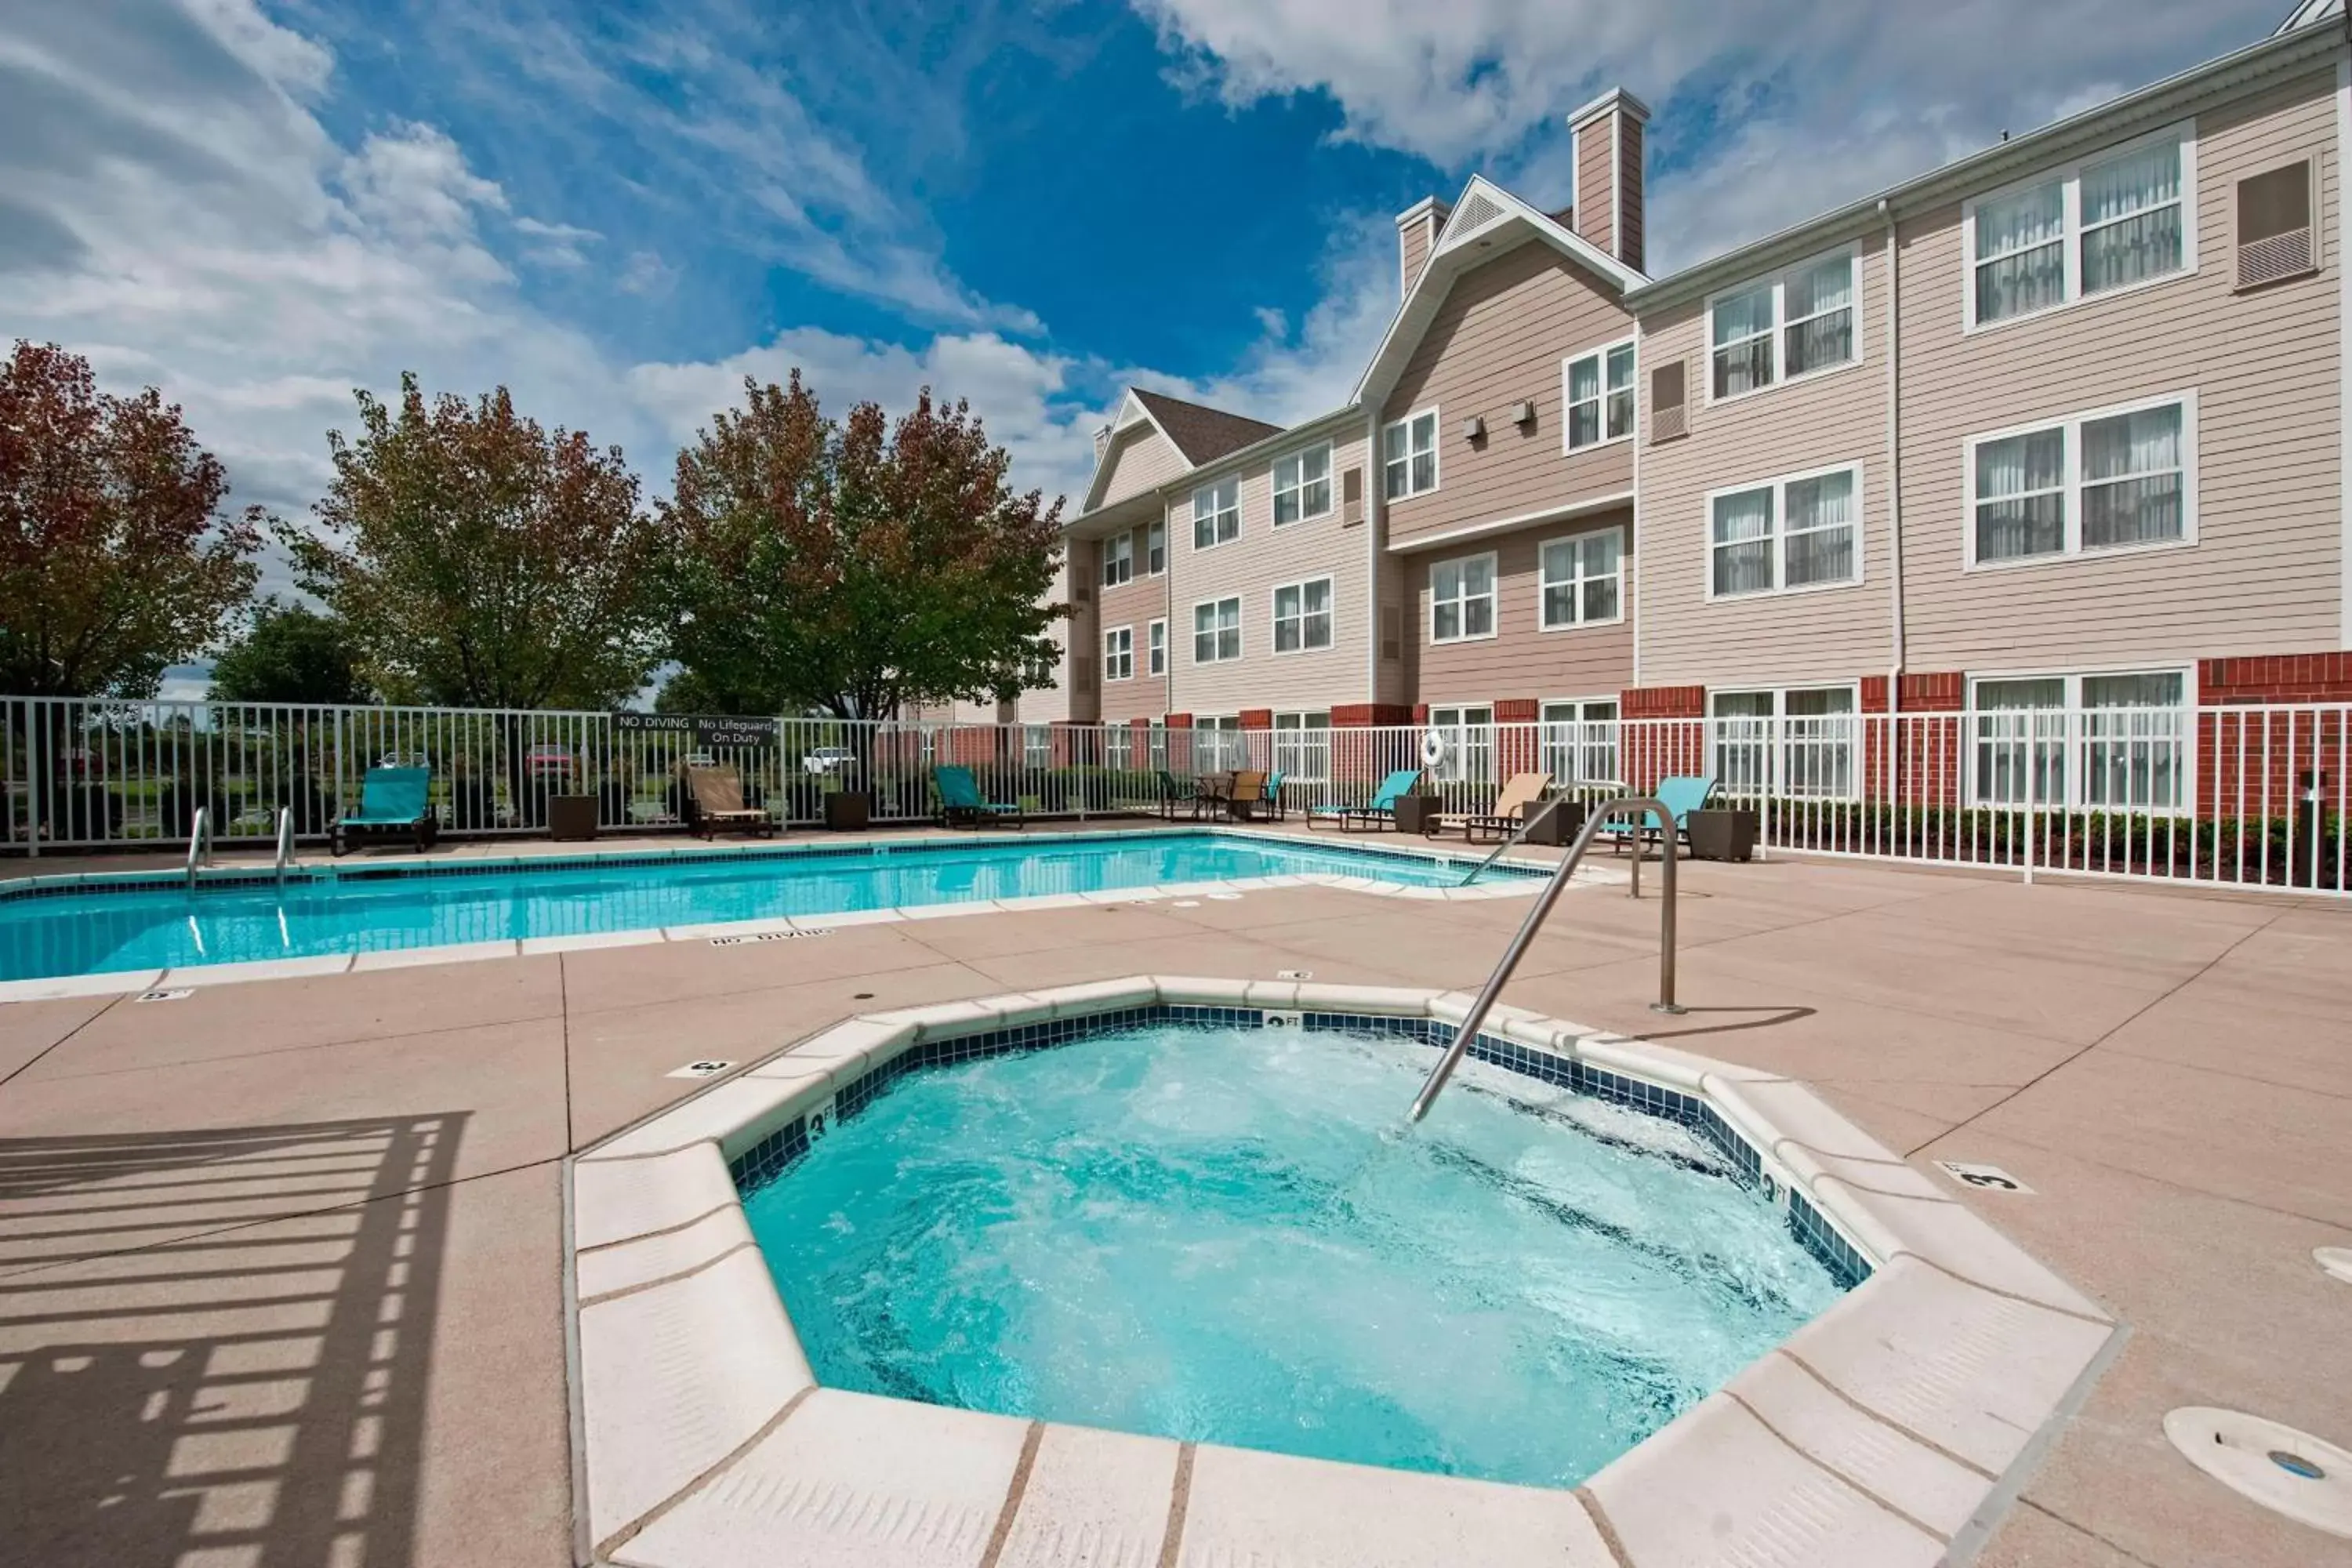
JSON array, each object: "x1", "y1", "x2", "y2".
[
  {"x1": 1366, "y1": 409, "x2": 1383, "y2": 710},
  {"x1": 1879, "y1": 196, "x2": 1906, "y2": 826}
]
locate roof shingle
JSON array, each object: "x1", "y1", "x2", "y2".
[{"x1": 1131, "y1": 388, "x2": 1283, "y2": 466}]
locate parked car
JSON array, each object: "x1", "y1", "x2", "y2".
[
  {"x1": 375, "y1": 750, "x2": 432, "y2": 770},
  {"x1": 525, "y1": 746, "x2": 575, "y2": 781},
  {"x1": 801, "y1": 746, "x2": 858, "y2": 777}
]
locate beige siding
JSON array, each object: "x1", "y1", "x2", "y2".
[
  {"x1": 1897, "y1": 65, "x2": 2343, "y2": 674},
  {"x1": 1635, "y1": 240, "x2": 1893, "y2": 687},
  {"x1": 1093, "y1": 425, "x2": 1184, "y2": 510},
  {"x1": 1171, "y1": 430, "x2": 1372, "y2": 716},
  {"x1": 1096, "y1": 531, "x2": 1174, "y2": 722},
  {"x1": 1619, "y1": 118, "x2": 1646, "y2": 273},
  {"x1": 1399, "y1": 207, "x2": 1440, "y2": 296},
  {"x1": 1574, "y1": 128, "x2": 1613, "y2": 257},
  {"x1": 1408, "y1": 514, "x2": 1635, "y2": 706},
  {"x1": 1381, "y1": 240, "x2": 1639, "y2": 550}
]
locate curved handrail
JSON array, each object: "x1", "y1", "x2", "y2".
[
  {"x1": 185, "y1": 807, "x2": 212, "y2": 892},
  {"x1": 274, "y1": 806, "x2": 295, "y2": 886},
  {"x1": 1408, "y1": 795, "x2": 1682, "y2": 1123}
]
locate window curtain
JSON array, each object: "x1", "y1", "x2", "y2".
[
  {"x1": 1461, "y1": 556, "x2": 1495, "y2": 637},
  {"x1": 2081, "y1": 144, "x2": 2183, "y2": 294},
  {"x1": 1567, "y1": 355, "x2": 1602, "y2": 447},
  {"x1": 1783, "y1": 257, "x2": 1853, "y2": 374},
  {"x1": 1605, "y1": 344, "x2": 1636, "y2": 436},
  {"x1": 1783, "y1": 472, "x2": 1855, "y2": 586},
  {"x1": 1711, "y1": 489, "x2": 1776, "y2": 594},
  {"x1": 1975, "y1": 180, "x2": 2065, "y2": 321},
  {"x1": 1579, "y1": 532, "x2": 1620, "y2": 620},
  {"x1": 2081, "y1": 405, "x2": 2183, "y2": 548},
  {"x1": 1974, "y1": 430, "x2": 2065, "y2": 561},
  {"x1": 1711, "y1": 284, "x2": 1775, "y2": 397}
]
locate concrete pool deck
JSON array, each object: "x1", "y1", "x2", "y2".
[{"x1": 0, "y1": 834, "x2": 2347, "y2": 1566}]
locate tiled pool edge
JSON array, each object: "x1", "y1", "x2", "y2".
[
  {"x1": 0, "y1": 826, "x2": 1576, "y2": 1003},
  {"x1": 565, "y1": 978, "x2": 2122, "y2": 1568}
]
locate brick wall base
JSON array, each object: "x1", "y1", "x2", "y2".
[{"x1": 2202, "y1": 652, "x2": 2352, "y2": 704}]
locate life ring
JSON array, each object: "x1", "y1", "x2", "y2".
[{"x1": 1419, "y1": 728, "x2": 1450, "y2": 768}]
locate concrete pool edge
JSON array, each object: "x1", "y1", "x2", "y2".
[
  {"x1": 564, "y1": 978, "x2": 2121, "y2": 1568},
  {"x1": 0, "y1": 826, "x2": 1579, "y2": 1002}
]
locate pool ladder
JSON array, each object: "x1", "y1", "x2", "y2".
[{"x1": 1407, "y1": 796, "x2": 1682, "y2": 1123}]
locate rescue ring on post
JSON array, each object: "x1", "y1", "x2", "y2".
[{"x1": 1419, "y1": 728, "x2": 1450, "y2": 768}]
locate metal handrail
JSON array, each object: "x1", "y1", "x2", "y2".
[
  {"x1": 1408, "y1": 795, "x2": 1682, "y2": 1123},
  {"x1": 184, "y1": 807, "x2": 212, "y2": 892},
  {"x1": 274, "y1": 807, "x2": 295, "y2": 886}
]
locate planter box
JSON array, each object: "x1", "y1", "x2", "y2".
[
  {"x1": 1686, "y1": 808, "x2": 1758, "y2": 862},
  {"x1": 1392, "y1": 794, "x2": 1439, "y2": 836},
  {"x1": 1519, "y1": 799, "x2": 1586, "y2": 847},
  {"x1": 824, "y1": 791, "x2": 872, "y2": 832},
  {"x1": 547, "y1": 795, "x2": 598, "y2": 842}
]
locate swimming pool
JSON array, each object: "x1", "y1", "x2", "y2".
[
  {"x1": 0, "y1": 830, "x2": 1537, "y2": 981},
  {"x1": 739, "y1": 1016, "x2": 1846, "y2": 1489}
]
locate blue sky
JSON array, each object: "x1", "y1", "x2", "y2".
[{"x1": 0, "y1": 0, "x2": 2291, "y2": 569}]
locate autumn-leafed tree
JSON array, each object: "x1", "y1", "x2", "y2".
[
  {"x1": 283, "y1": 373, "x2": 665, "y2": 711},
  {"x1": 658, "y1": 372, "x2": 1065, "y2": 720},
  {"x1": 0, "y1": 340, "x2": 263, "y2": 697}
]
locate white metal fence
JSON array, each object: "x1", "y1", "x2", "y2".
[{"x1": 2, "y1": 695, "x2": 2343, "y2": 896}]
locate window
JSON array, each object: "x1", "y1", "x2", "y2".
[
  {"x1": 1426, "y1": 705, "x2": 1494, "y2": 784},
  {"x1": 1101, "y1": 532, "x2": 1132, "y2": 589},
  {"x1": 1102, "y1": 626, "x2": 1133, "y2": 682},
  {"x1": 1272, "y1": 577, "x2": 1334, "y2": 653},
  {"x1": 1709, "y1": 247, "x2": 1858, "y2": 400},
  {"x1": 1541, "y1": 699, "x2": 1619, "y2": 785},
  {"x1": 1192, "y1": 597, "x2": 1240, "y2": 663},
  {"x1": 1969, "y1": 395, "x2": 2191, "y2": 567},
  {"x1": 1149, "y1": 724, "x2": 1168, "y2": 772},
  {"x1": 1022, "y1": 725, "x2": 1050, "y2": 771},
  {"x1": 1195, "y1": 714, "x2": 1243, "y2": 771},
  {"x1": 1147, "y1": 619, "x2": 1166, "y2": 677},
  {"x1": 1429, "y1": 553, "x2": 1497, "y2": 642},
  {"x1": 1564, "y1": 339, "x2": 1636, "y2": 450},
  {"x1": 1709, "y1": 688, "x2": 1857, "y2": 799},
  {"x1": 1105, "y1": 727, "x2": 1131, "y2": 770},
  {"x1": 1539, "y1": 529, "x2": 1622, "y2": 629},
  {"x1": 1968, "y1": 125, "x2": 2191, "y2": 328},
  {"x1": 1192, "y1": 477, "x2": 1240, "y2": 549},
  {"x1": 1272, "y1": 711, "x2": 1330, "y2": 782},
  {"x1": 1972, "y1": 671, "x2": 2187, "y2": 810},
  {"x1": 1145, "y1": 521, "x2": 1166, "y2": 575},
  {"x1": 1272, "y1": 443, "x2": 1334, "y2": 525},
  {"x1": 1708, "y1": 466, "x2": 1861, "y2": 598},
  {"x1": 1383, "y1": 408, "x2": 1439, "y2": 499}
]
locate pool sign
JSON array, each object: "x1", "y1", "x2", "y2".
[
  {"x1": 1934, "y1": 1160, "x2": 2034, "y2": 1194},
  {"x1": 611, "y1": 712, "x2": 781, "y2": 748},
  {"x1": 667, "y1": 1059, "x2": 736, "y2": 1080},
  {"x1": 135, "y1": 989, "x2": 194, "y2": 1004},
  {"x1": 708, "y1": 928, "x2": 833, "y2": 946}
]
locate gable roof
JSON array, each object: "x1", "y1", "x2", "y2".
[
  {"x1": 1352, "y1": 175, "x2": 1650, "y2": 409},
  {"x1": 1129, "y1": 389, "x2": 1283, "y2": 465}
]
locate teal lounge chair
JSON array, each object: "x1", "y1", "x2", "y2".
[
  {"x1": 332, "y1": 767, "x2": 437, "y2": 856},
  {"x1": 935, "y1": 764, "x2": 1025, "y2": 829},
  {"x1": 1261, "y1": 770, "x2": 1287, "y2": 822},
  {"x1": 1607, "y1": 774, "x2": 1715, "y2": 855},
  {"x1": 1306, "y1": 768, "x2": 1421, "y2": 833}
]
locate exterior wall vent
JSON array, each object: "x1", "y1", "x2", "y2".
[
  {"x1": 1341, "y1": 466, "x2": 1364, "y2": 526},
  {"x1": 1073, "y1": 656, "x2": 1096, "y2": 695},
  {"x1": 1511, "y1": 400, "x2": 1537, "y2": 427},
  {"x1": 1436, "y1": 189, "x2": 1509, "y2": 251},
  {"x1": 2237, "y1": 160, "x2": 2316, "y2": 289},
  {"x1": 1461, "y1": 414, "x2": 1486, "y2": 441},
  {"x1": 1650, "y1": 359, "x2": 1687, "y2": 444},
  {"x1": 1380, "y1": 605, "x2": 1403, "y2": 662}
]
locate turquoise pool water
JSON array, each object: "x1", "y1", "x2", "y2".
[
  {"x1": 742, "y1": 1021, "x2": 1843, "y2": 1489},
  {"x1": 0, "y1": 832, "x2": 1525, "y2": 980}
]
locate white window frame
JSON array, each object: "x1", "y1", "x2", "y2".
[
  {"x1": 1102, "y1": 625, "x2": 1133, "y2": 682},
  {"x1": 1269, "y1": 575, "x2": 1334, "y2": 655},
  {"x1": 1191, "y1": 595, "x2": 1242, "y2": 664},
  {"x1": 1706, "y1": 684, "x2": 1862, "y2": 801},
  {"x1": 1425, "y1": 704, "x2": 1495, "y2": 785},
  {"x1": 1703, "y1": 242, "x2": 1864, "y2": 407},
  {"x1": 1961, "y1": 120, "x2": 2198, "y2": 334},
  {"x1": 1540, "y1": 697, "x2": 1621, "y2": 786},
  {"x1": 1146, "y1": 618, "x2": 1166, "y2": 677},
  {"x1": 1100, "y1": 532, "x2": 1133, "y2": 589},
  {"x1": 1703, "y1": 462, "x2": 1866, "y2": 601},
  {"x1": 1145, "y1": 520, "x2": 1166, "y2": 576},
  {"x1": 1962, "y1": 391, "x2": 2198, "y2": 571},
  {"x1": 1271, "y1": 710, "x2": 1331, "y2": 782},
  {"x1": 1194, "y1": 713, "x2": 1243, "y2": 771},
  {"x1": 1965, "y1": 666, "x2": 2195, "y2": 813},
  {"x1": 1537, "y1": 526, "x2": 1625, "y2": 631},
  {"x1": 1383, "y1": 406, "x2": 1440, "y2": 500},
  {"x1": 1563, "y1": 336, "x2": 1638, "y2": 452},
  {"x1": 1190, "y1": 477, "x2": 1240, "y2": 551},
  {"x1": 1428, "y1": 550, "x2": 1499, "y2": 644},
  {"x1": 1272, "y1": 441, "x2": 1334, "y2": 526}
]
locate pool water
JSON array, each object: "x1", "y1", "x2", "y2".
[
  {"x1": 741, "y1": 1021, "x2": 1845, "y2": 1489},
  {"x1": 0, "y1": 831, "x2": 1525, "y2": 980}
]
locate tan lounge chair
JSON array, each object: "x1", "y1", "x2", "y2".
[
  {"x1": 1225, "y1": 770, "x2": 1270, "y2": 821},
  {"x1": 1451, "y1": 772, "x2": 1552, "y2": 843},
  {"x1": 684, "y1": 764, "x2": 774, "y2": 839}
]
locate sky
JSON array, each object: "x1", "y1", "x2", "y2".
[{"x1": 0, "y1": 0, "x2": 2296, "y2": 608}]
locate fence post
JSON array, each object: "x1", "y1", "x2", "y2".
[{"x1": 24, "y1": 701, "x2": 40, "y2": 859}]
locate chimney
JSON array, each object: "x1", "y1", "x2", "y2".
[
  {"x1": 1394, "y1": 196, "x2": 1451, "y2": 297},
  {"x1": 1566, "y1": 88, "x2": 1650, "y2": 271}
]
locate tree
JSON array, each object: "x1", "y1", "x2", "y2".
[
  {"x1": 659, "y1": 372, "x2": 1065, "y2": 720},
  {"x1": 0, "y1": 340, "x2": 263, "y2": 696},
  {"x1": 209, "y1": 599, "x2": 370, "y2": 706},
  {"x1": 281, "y1": 372, "x2": 665, "y2": 711}
]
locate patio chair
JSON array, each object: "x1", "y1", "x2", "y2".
[
  {"x1": 684, "y1": 764, "x2": 775, "y2": 840},
  {"x1": 1156, "y1": 770, "x2": 1192, "y2": 822},
  {"x1": 1261, "y1": 770, "x2": 1287, "y2": 822},
  {"x1": 332, "y1": 767, "x2": 437, "y2": 856},
  {"x1": 1606, "y1": 775, "x2": 1715, "y2": 855},
  {"x1": 1225, "y1": 769, "x2": 1270, "y2": 821},
  {"x1": 1450, "y1": 771, "x2": 1552, "y2": 844},
  {"x1": 935, "y1": 764, "x2": 1025, "y2": 829},
  {"x1": 1305, "y1": 768, "x2": 1421, "y2": 833},
  {"x1": 1192, "y1": 770, "x2": 1233, "y2": 822}
]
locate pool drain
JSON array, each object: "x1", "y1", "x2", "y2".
[
  {"x1": 2163, "y1": 1407, "x2": 2352, "y2": 1538},
  {"x1": 2318, "y1": 1247, "x2": 2352, "y2": 1286}
]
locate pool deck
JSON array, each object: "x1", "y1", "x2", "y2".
[{"x1": 1, "y1": 823, "x2": 2347, "y2": 1566}]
